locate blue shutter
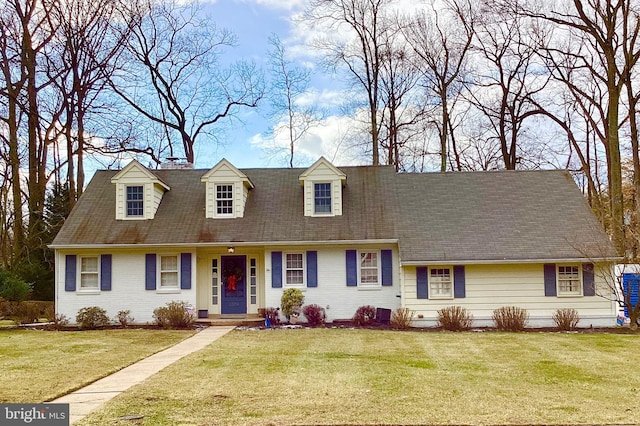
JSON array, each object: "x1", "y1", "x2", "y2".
[
  {"x1": 381, "y1": 250, "x2": 393, "y2": 286},
  {"x1": 272, "y1": 251, "x2": 282, "y2": 288},
  {"x1": 145, "y1": 254, "x2": 156, "y2": 290},
  {"x1": 65, "y1": 255, "x2": 76, "y2": 292},
  {"x1": 100, "y1": 255, "x2": 112, "y2": 291},
  {"x1": 453, "y1": 265, "x2": 465, "y2": 298},
  {"x1": 181, "y1": 253, "x2": 192, "y2": 290},
  {"x1": 544, "y1": 263, "x2": 557, "y2": 296},
  {"x1": 582, "y1": 263, "x2": 595, "y2": 296},
  {"x1": 346, "y1": 250, "x2": 357, "y2": 286},
  {"x1": 307, "y1": 251, "x2": 318, "y2": 288},
  {"x1": 417, "y1": 267, "x2": 428, "y2": 299}
]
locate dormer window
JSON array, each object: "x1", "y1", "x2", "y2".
[
  {"x1": 126, "y1": 186, "x2": 144, "y2": 217},
  {"x1": 314, "y1": 183, "x2": 332, "y2": 214},
  {"x1": 299, "y1": 157, "x2": 346, "y2": 217},
  {"x1": 216, "y1": 184, "x2": 234, "y2": 215}
]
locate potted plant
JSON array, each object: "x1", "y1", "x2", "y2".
[{"x1": 281, "y1": 288, "x2": 304, "y2": 324}]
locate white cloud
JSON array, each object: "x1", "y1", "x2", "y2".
[
  {"x1": 250, "y1": 110, "x2": 373, "y2": 167},
  {"x1": 236, "y1": 0, "x2": 306, "y2": 11}
]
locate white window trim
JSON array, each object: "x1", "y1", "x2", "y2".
[
  {"x1": 428, "y1": 266, "x2": 454, "y2": 300},
  {"x1": 358, "y1": 250, "x2": 381, "y2": 288},
  {"x1": 78, "y1": 255, "x2": 100, "y2": 294},
  {"x1": 214, "y1": 183, "x2": 235, "y2": 218},
  {"x1": 125, "y1": 185, "x2": 145, "y2": 218},
  {"x1": 556, "y1": 264, "x2": 583, "y2": 297},
  {"x1": 313, "y1": 182, "x2": 333, "y2": 216},
  {"x1": 284, "y1": 252, "x2": 306, "y2": 288},
  {"x1": 157, "y1": 254, "x2": 181, "y2": 294}
]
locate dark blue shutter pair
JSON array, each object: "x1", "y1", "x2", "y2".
[
  {"x1": 65, "y1": 254, "x2": 112, "y2": 291},
  {"x1": 346, "y1": 249, "x2": 393, "y2": 286},
  {"x1": 544, "y1": 263, "x2": 595, "y2": 296},
  {"x1": 416, "y1": 265, "x2": 466, "y2": 299},
  {"x1": 145, "y1": 253, "x2": 192, "y2": 290},
  {"x1": 271, "y1": 251, "x2": 318, "y2": 288}
]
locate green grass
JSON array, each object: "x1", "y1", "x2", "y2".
[
  {"x1": 79, "y1": 328, "x2": 640, "y2": 425},
  {"x1": 0, "y1": 329, "x2": 194, "y2": 403}
]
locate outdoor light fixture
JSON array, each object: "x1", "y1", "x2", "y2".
[{"x1": 227, "y1": 247, "x2": 235, "y2": 254}]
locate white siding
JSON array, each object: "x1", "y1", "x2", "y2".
[
  {"x1": 403, "y1": 263, "x2": 617, "y2": 327},
  {"x1": 55, "y1": 250, "x2": 196, "y2": 325},
  {"x1": 264, "y1": 246, "x2": 400, "y2": 322}
]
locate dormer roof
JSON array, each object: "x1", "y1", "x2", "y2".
[
  {"x1": 110, "y1": 159, "x2": 170, "y2": 190},
  {"x1": 201, "y1": 158, "x2": 254, "y2": 189},
  {"x1": 298, "y1": 156, "x2": 346, "y2": 184}
]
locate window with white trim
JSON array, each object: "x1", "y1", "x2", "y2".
[
  {"x1": 216, "y1": 184, "x2": 233, "y2": 215},
  {"x1": 430, "y1": 267, "x2": 452, "y2": 298},
  {"x1": 80, "y1": 256, "x2": 99, "y2": 290},
  {"x1": 160, "y1": 255, "x2": 179, "y2": 288},
  {"x1": 557, "y1": 265, "x2": 581, "y2": 295},
  {"x1": 314, "y1": 183, "x2": 331, "y2": 214},
  {"x1": 359, "y1": 252, "x2": 380, "y2": 286},
  {"x1": 285, "y1": 253, "x2": 305, "y2": 287},
  {"x1": 126, "y1": 185, "x2": 144, "y2": 217}
]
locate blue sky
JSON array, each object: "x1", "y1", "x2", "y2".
[{"x1": 191, "y1": 0, "x2": 344, "y2": 169}]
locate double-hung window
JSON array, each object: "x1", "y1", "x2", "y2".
[
  {"x1": 160, "y1": 255, "x2": 179, "y2": 288},
  {"x1": 126, "y1": 186, "x2": 144, "y2": 217},
  {"x1": 359, "y1": 252, "x2": 379, "y2": 286},
  {"x1": 80, "y1": 256, "x2": 99, "y2": 290},
  {"x1": 430, "y1": 267, "x2": 452, "y2": 298},
  {"x1": 314, "y1": 183, "x2": 331, "y2": 214},
  {"x1": 216, "y1": 184, "x2": 233, "y2": 215},
  {"x1": 557, "y1": 265, "x2": 581, "y2": 295},
  {"x1": 285, "y1": 253, "x2": 304, "y2": 287}
]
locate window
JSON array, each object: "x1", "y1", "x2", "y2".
[
  {"x1": 126, "y1": 186, "x2": 144, "y2": 217},
  {"x1": 250, "y1": 258, "x2": 257, "y2": 304},
  {"x1": 160, "y1": 255, "x2": 179, "y2": 288},
  {"x1": 211, "y1": 258, "x2": 219, "y2": 305},
  {"x1": 558, "y1": 265, "x2": 581, "y2": 295},
  {"x1": 314, "y1": 183, "x2": 331, "y2": 214},
  {"x1": 285, "y1": 253, "x2": 304, "y2": 287},
  {"x1": 80, "y1": 256, "x2": 99, "y2": 290},
  {"x1": 430, "y1": 268, "x2": 452, "y2": 298},
  {"x1": 359, "y1": 252, "x2": 379, "y2": 285},
  {"x1": 216, "y1": 184, "x2": 233, "y2": 215}
]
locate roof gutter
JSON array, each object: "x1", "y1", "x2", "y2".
[
  {"x1": 49, "y1": 239, "x2": 400, "y2": 250},
  {"x1": 400, "y1": 257, "x2": 623, "y2": 266}
]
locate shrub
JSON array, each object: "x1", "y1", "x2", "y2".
[
  {"x1": 53, "y1": 313, "x2": 70, "y2": 330},
  {"x1": 0, "y1": 269, "x2": 31, "y2": 302},
  {"x1": 7, "y1": 301, "x2": 55, "y2": 324},
  {"x1": 280, "y1": 288, "x2": 304, "y2": 318},
  {"x1": 352, "y1": 305, "x2": 377, "y2": 326},
  {"x1": 265, "y1": 307, "x2": 281, "y2": 327},
  {"x1": 153, "y1": 301, "x2": 195, "y2": 329},
  {"x1": 391, "y1": 307, "x2": 414, "y2": 330},
  {"x1": 76, "y1": 306, "x2": 110, "y2": 329},
  {"x1": 492, "y1": 306, "x2": 529, "y2": 331},
  {"x1": 437, "y1": 306, "x2": 474, "y2": 331},
  {"x1": 302, "y1": 304, "x2": 326, "y2": 327},
  {"x1": 116, "y1": 310, "x2": 135, "y2": 328},
  {"x1": 553, "y1": 308, "x2": 580, "y2": 331}
]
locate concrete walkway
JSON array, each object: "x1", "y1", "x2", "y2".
[{"x1": 51, "y1": 326, "x2": 235, "y2": 425}]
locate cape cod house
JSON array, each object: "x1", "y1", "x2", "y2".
[{"x1": 51, "y1": 157, "x2": 619, "y2": 327}]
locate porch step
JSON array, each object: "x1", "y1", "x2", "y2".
[{"x1": 196, "y1": 315, "x2": 264, "y2": 327}]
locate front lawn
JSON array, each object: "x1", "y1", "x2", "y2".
[
  {"x1": 0, "y1": 329, "x2": 194, "y2": 403},
  {"x1": 79, "y1": 328, "x2": 639, "y2": 425}
]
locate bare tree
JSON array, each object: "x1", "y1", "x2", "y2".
[
  {"x1": 404, "y1": 0, "x2": 476, "y2": 172},
  {"x1": 265, "y1": 34, "x2": 319, "y2": 168},
  {"x1": 111, "y1": 0, "x2": 263, "y2": 164},
  {"x1": 307, "y1": 0, "x2": 395, "y2": 166}
]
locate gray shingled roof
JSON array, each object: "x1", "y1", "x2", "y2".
[{"x1": 51, "y1": 166, "x2": 617, "y2": 263}]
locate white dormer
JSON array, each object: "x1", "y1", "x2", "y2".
[
  {"x1": 299, "y1": 157, "x2": 347, "y2": 217},
  {"x1": 111, "y1": 160, "x2": 170, "y2": 220},
  {"x1": 201, "y1": 159, "x2": 254, "y2": 219}
]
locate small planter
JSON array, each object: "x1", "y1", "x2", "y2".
[{"x1": 289, "y1": 314, "x2": 299, "y2": 325}]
